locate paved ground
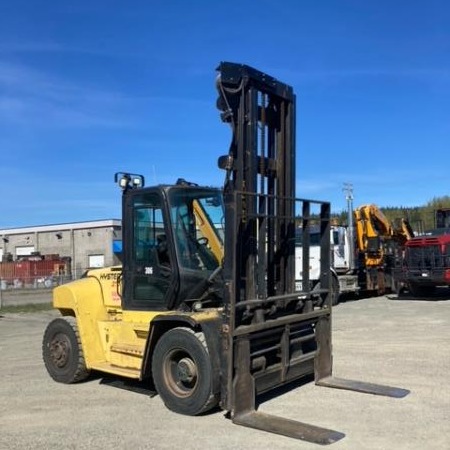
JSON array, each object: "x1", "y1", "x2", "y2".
[{"x1": 0, "y1": 293, "x2": 449, "y2": 450}]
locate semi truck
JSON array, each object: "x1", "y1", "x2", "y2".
[
  {"x1": 42, "y1": 62, "x2": 408, "y2": 445},
  {"x1": 395, "y1": 227, "x2": 450, "y2": 297},
  {"x1": 296, "y1": 204, "x2": 413, "y2": 303}
]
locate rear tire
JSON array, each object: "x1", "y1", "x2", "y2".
[
  {"x1": 313, "y1": 276, "x2": 340, "y2": 306},
  {"x1": 152, "y1": 327, "x2": 218, "y2": 416},
  {"x1": 331, "y1": 275, "x2": 340, "y2": 306},
  {"x1": 42, "y1": 317, "x2": 90, "y2": 384}
]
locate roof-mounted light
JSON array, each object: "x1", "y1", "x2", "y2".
[{"x1": 114, "y1": 172, "x2": 145, "y2": 191}]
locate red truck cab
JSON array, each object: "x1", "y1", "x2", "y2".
[{"x1": 398, "y1": 231, "x2": 450, "y2": 296}]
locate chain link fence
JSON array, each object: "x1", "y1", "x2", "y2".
[
  {"x1": 0, "y1": 266, "x2": 94, "y2": 291},
  {"x1": 0, "y1": 268, "x2": 103, "y2": 309},
  {"x1": 0, "y1": 274, "x2": 73, "y2": 291}
]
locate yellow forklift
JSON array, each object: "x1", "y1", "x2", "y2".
[{"x1": 42, "y1": 62, "x2": 408, "y2": 445}]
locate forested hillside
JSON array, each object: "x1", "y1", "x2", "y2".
[{"x1": 335, "y1": 195, "x2": 450, "y2": 232}]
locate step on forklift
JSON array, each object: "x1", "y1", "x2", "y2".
[{"x1": 42, "y1": 62, "x2": 409, "y2": 445}]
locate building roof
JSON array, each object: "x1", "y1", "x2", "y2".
[{"x1": 0, "y1": 219, "x2": 122, "y2": 236}]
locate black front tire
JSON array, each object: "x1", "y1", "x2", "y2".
[
  {"x1": 42, "y1": 317, "x2": 90, "y2": 384},
  {"x1": 152, "y1": 327, "x2": 218, "y2": 416}
]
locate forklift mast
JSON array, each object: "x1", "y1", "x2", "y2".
[
  {"x1": 216, "y1": 63, "x2": 337, "y2": 441},
  {"x1": 216, "y1": 63, "x2": 408, "y2": 444},
  {"x1": 218, "y1": 62, "x2": 298, "y2": 307}
]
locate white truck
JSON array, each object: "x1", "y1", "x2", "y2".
[
  {"x1": 296, "y1": 202, "x2": 413, "y2": 304},
  {"x1": 295, "y1": 225, "x2": 359, "y2": 305}
]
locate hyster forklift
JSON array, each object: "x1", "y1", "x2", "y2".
[{"x1": 42, "y1": 62, "x2": 408, "y2": 445}]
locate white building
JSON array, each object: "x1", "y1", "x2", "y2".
[{"x1": 0, "y1": 219, "x2": 122, "y2": 278}]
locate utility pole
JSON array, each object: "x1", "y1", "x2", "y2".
[{"x1": 343, "y1": 183, "x2": 355, "y2": 271}]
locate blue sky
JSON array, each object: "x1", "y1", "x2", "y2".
[{"x1": 0, "y1": 0, "x2": 449, "y2": 228}]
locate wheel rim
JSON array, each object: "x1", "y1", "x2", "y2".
[
  {"x1": 162, "y1": 349, "x2": 198, "y2": 398},
  {"x1": 49, "y1": 332, "x2": 72, "y2": 369}
]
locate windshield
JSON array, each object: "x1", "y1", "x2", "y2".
[
  {"x1": 169, "y1": 189, "x2": 224, "y2": 271},
  {"x1": 295, "y1": 227, "x2": 321, "y2": 246}
]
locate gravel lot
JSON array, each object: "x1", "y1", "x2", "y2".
[{"x1": 1, "y1": 293, "x2": 449, "y2": 450}]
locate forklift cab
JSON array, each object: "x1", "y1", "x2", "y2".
[{"x1": 116, "y1": 173, "x2": 224, "y2": 312}]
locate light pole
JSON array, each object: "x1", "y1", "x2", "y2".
[{"x1": 343, "y1": 183, "x2": 355, "y2": 271}]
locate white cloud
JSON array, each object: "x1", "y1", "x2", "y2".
[
  {"x1": 0, "y1": 60, "x2": 141, "y2": 128},
  {"x1": 0, "y1": 59, "x2": 213, "y2": 129}
]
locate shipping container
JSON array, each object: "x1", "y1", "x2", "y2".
[{"x1": 0, "y1": 257, "x2": 71, "y2": 288}]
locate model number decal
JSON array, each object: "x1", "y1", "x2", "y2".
[{"x1": 100, "y1": 272, "x2": 121, "y2": 280}]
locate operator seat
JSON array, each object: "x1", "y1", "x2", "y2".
[{"x1": 156, "y1": 234, "x2": 170, "y2": 267}]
